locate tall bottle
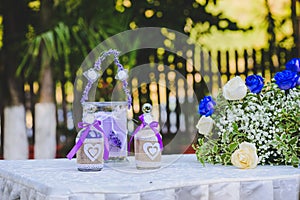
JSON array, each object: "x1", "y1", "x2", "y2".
[
  {"x1": 134, "y1": 103, "x2": 162, "y2": 169},
  {"x1": 76, "y1": 104, "x2": 104, "y2": 171}
]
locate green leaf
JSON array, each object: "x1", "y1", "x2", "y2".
[
  {"x1": 224, "y1": 154, "x2": 231, "y2": 165},
  {"x1": 17, "y1": 36, "x2": 41, "y2": 77},
  {"x1": 32, "y1": 36, "x2": 41, "y2": 57},
  {"x1": 229, "y1": 142, "x2": 239, "y2": 152},
  {"x1": 288, "y1": 137, "x2": 297, "y2": 144},
  {"x1": 16, "y1": 53, "x2": 30, "y2": 76},
  {"x1": 289, "y1": 128, "x2": 298, "y2": 134},
  {"x1": 220, "y1": 153, "x2": 226, "y2": 161},
  {"x1": 197, "y1": 138, "x2": 204, "y2": 145},
  {"x1": 222, "y1": 132, "x2": 227, "y2": 142},
  {"x1": 213, "y1": 144, "x2": 218, "y2": 153},
  {"x1": 281, "y1": 134, "x2": 287, "y2": 141},
  {"x1": 199, "y1": 157, "x2": 205, "y2": 166},
  {"x1": 232, "y1": 123, "x2": 238, "y2": 132},
  {"x1": 41, "y1": 32, "x2": 56, "y2": 60},
  {"x1": 72, "y1": 26, "x2": 88, "y2": 56},
  {"x1": 291, "y1": 155, "x2": 299, "y2": 167}
]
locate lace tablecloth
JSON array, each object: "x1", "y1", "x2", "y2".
[{"x1": 0, "y1": 154, "x2": 299, "y2": 200}]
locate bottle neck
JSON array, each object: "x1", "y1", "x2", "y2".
[{"x1": 82, "y1": 113, "x2": 95, "y2": 124}]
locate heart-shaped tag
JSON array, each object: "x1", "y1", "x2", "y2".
[
  {"x1": 84, "y1": 143, "x2": 102, "y2": 162},
  {"x1": 143, "y1": 142, "x2": 160, "y2": 160}
]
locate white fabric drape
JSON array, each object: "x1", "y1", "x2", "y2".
[{"x1": 0, "y1": 155, "x2": 299, "y2": 200}]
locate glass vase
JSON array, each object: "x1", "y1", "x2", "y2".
[{"x1": 82, "y1": 101, "x2": 128, "y2": 162}]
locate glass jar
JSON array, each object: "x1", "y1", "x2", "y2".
[
  {"x1": 83, "y1": 101, "x2": 128, "y2": 162},
  {"x1": 134, "y1": 126, "x2": 162, "y2": 169},
  {"x1": 76, "y1": 127, "x2": 104, "y2": 171},
  {"x1": 75, "y1": 104, "x2": 105, "y2": 171}
]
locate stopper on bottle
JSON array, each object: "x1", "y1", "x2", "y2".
[{"x1": 142, "y1": 103, "x2": 152, "y2": 114}]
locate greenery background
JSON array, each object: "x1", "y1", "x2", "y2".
[{"x1": 0, "y1": 0, "x2": 299, "y2": 158}]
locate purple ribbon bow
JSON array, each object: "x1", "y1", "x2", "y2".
[
  {"x1": 128, "y1": 114, "x2": 163, "y2": 152},
  {"x1": 66, "y1": 120, "x2": 109, "y2": 160}
]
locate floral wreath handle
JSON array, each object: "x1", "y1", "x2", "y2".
[{"x1": 80, "y1": 49, "x2": 132, "y2": 109}]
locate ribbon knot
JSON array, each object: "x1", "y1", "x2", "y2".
[
  {"x1": 78, "y1": 120, "x2": 100, "y2": 129},
  {"x1": 128, "y1": 114, "x2": 163, "y2": 152},
  {"x1": 66, "y1": 120, "x2": 109, "y2": 160}
]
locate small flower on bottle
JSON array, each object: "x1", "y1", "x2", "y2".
[
  {"x1": 83, "y1": 68, "x2": 100, "y2": 83},
  {"x1": 115, "y1": 69, "x2": 129, "y2": 81}
]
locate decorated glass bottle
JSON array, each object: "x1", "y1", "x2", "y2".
[
  {"x1": 134, "y1": 103, "x2": 162, "y2": 169},
  {"x1": 76, "y1": 104, "x2": 104, "y2": 171}
]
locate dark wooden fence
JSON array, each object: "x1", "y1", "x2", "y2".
[{"x1": 0, "y1": 47, "x2": 294, "y2": 157}]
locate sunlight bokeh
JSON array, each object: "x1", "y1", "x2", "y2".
[{"x1": 190, "y1": 0, "x2": 294, "y2": 51}]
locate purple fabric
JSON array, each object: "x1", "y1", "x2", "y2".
[
  {"x1": 66, "y1": 120, "x2": 109, "y2": 160},
  {"x1": 98, "y1": 113, "x2": 127, "y2": 157}
]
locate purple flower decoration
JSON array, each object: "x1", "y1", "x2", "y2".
[
  {"x1": 245, "y1": 75, "x2": 264, "y2": 94},
  {"x1": 109, "y1": 131, "x2": 122, "y2": 148},
  {"x1": 274, "y1": 70, "x2": 298, "y2": 90},
  {"x1": 198, "y1": 96, "x2": 216, "y2": 117},
  {"x1": 286, "y1": 58, "x2": 300, "y2": 73}
]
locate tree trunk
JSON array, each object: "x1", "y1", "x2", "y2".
[
  {"x1": 34, "y1": 46, "x2": 57, "y2": 159},
  {"x1": 2, "y1": 0, "x2": 29, "y2": 159},
  {"x1": 291, "y1": 0, "x2": 300, "y2": 57},
  {"x1": 4, "y1": 106, "x2": 28, "y2": 159},
  {"x1": 34, "y1": 102, "x2": 56, "y2": 158}
]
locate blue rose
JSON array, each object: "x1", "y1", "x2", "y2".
[
  {"x1": 274, "y1": 70, "x2": 298, "y2": 90},
  {"x1": 286, "y1": 58, "x2": 300, "y2": 73},
  {"x1": 245, "y1": 75, "x2": 264, "y2": 94},
  {"x1": 198, "y1": 96, "x2": 216, "y2": 117}
]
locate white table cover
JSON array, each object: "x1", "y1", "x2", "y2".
[{"x1": 0, "y1": 154, "x2": 299, "y2": 200}]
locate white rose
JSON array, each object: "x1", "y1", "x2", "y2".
[
  {"x1": 231, "y1": 142, "x2": 258, "y2": 169},
  {"x1": 223, "y1": 76, "x2": 247, "y2": 100},
  {"x1": 196, "y1": 116, "x2": 214, "y2": 137},
  {"x1": 239, "y1": 142, "x2": 257, "y2": 152}
]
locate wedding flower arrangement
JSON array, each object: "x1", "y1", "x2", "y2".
[{"x1": 193, "y1": 58, "x2": 300, "y2": 168}]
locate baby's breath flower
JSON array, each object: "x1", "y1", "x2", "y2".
[{"x1": 194, "y1": 64, "x2": 300, "y2": 167}]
